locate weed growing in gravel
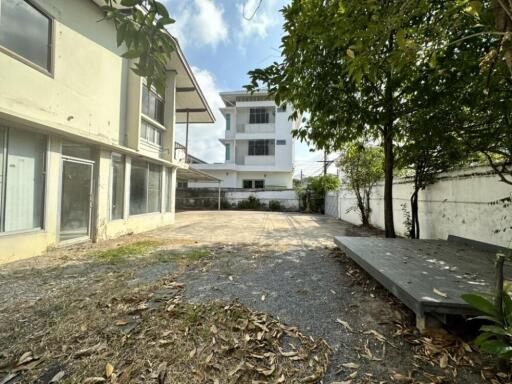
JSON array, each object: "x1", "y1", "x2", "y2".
[
  {"x1": 92, "y1": 240, "x2": 163, "y2": 263},
  {"x1": 154, "y1": 248, "x2": 210, "y2": 263}
]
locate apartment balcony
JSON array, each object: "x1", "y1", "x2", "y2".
[
  {"x1": 235, "y1": 155, "x2": 275, "y2": 166},
  {"x1": 236, "y1": 123, "x2": 275, "y2": 134}
]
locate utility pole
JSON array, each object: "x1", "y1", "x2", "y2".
[
  {"x1": 317, "y1": 151, "x2": 334, "y2": 175},
  {"x1": 185, "y1": 110, "x2": 190, "y2": 163}
]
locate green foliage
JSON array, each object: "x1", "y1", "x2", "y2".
[
  {"x1": 268, "y1": 200, "x2": 282, "y2": 211},
  {"x1": 308, "y1": 174, "x2": 340, "y2": 195},
  {"x1": 462, "y1": 292, "x2": 512, "y2": 360},
  {"x1": 93, "y1": 240, "x2": 162, "y2": 263},
  {"x1": 337, "y1": 144, "x2": 384, "y2": 226},
  {"x1": 101, "y1": 0, "x2": 175, "y2": 93},
  {"x1": 238, "y1": 195, "x2": 263, "y2": 210}
]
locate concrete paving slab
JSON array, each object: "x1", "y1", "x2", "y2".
[{"x1": 334, "y1": 236, "x2": 512, "y2": 319}]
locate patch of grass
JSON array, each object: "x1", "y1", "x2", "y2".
[
  {"x1": 93, "y1": 240, "x2": 163, "y2": 263},
  {"x1": 154, "y1": 248, "x2": 210, "y2": 263}
]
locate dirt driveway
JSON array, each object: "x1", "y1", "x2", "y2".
[{"x1": 0, "y1": 212, "x2": 494, "y2": 383}]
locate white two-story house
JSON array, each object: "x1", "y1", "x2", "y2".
[
  {"x1": 193, "y1": 90, "x2": 297, "y2": 189},
  {"x1": 0, "y1": 0, "x2": 214, "y2": 263}
]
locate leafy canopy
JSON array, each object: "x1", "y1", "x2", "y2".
[{"x1": 101, "y1": 0, "x2": 176, "y2": 93}]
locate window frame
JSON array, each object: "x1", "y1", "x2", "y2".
[
  {"x1": 248, "y1": 140, "x2": 274, "y2": 156},
  {"x1": 129, "y1": 160, "x2": 162, "y2": 216},
  {"x1": 141, "y1": 84, "x2": 165, "y2": 125},
  {"x1": 110, "y1": 152, "x2": 126, "y2": 221},
  {"x1": 140, "y1": 118, "x2": 164, "y2": 147},
  {"x1": 0, "y1": 0, "x2": 55, "y2": 77},
  {"x1": 242, "y1": 180, "x2": 265, "y2": 189},
  {"x1": 225, "y1": 114, "x2": 231, "y2": 131},
  {"x1": 249, "y1": 108, "x2": 270, "y2": 124},
  {"x1": 225, "y1": 143, "x2": 231, "y2": 161},
  {"x1": 0, "y1": 126, "x2": 48, "y2": 235}
]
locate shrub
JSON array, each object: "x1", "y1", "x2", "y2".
[
  {"x1": 269, "y1": 200, "x2": 282, "y2": 211},
  {"x1": 238, "y1": 195, "x2": 262, "y2": 210}
]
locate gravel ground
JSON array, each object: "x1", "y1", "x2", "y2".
[{"x1": 0, "y1": 211, "x2": 494, "y2": 383}]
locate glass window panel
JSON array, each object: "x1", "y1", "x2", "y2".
[
  {"x1": 111, "y1": 153, "x2": 125, "y2": 220},
  {"x1": 142, "y1": 86, "x2": 149, "y2": 116},
  {"x1": 225, "y1": 114, "x2": 231, "y2": 130},
  {"x1": 140, "y1": 120, "x2": 147, "y2": 140},
  {"x1": 148, "y1": 164, "x2": 161, "y2": 212},
  {"x1": 149, "y1": 93, "x2": 156, "y2": 121},
  {"x1": 4, "y1": 128, "x2": 46, "y2": 232},
  {"x1": 254, "y1": 180, "x2": 265, "y2": 189},
  {"x1": 129, "y1": 160, "x2": 147, "y2": 215},
  {"x1": 243, "y1": 180, "x2": 252, "y2": 189},
  {"x1": 0, "y1": 127, "x2": 5, "y2": 231},
  {"x1": 62, "y1": 142, "x2": 92, "y2": 160},
  {"x1": 225, "y1": 144, "x2": 230, "y2": 161},
  {"x1": 0, "y1": 0, "x2": 52, "y2": 71},
  {"x1": 166, "y1": 168, "x2": 173, "y2": 212},
  {"x1": 155, "y1": 98, "x2": 165, "y2": 124},
  {"x1": 60, "y1": 160, "x2": 92, "y2": 240}
]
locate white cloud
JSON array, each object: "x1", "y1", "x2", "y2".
[
  {"x1": 238, "y1": 0, "x2": 279, "y2": 40},
  {"x1": 166, "y1": 0, "x2": 228, "y2": 49},
  {"x1": 175, "y1": 66, "x2": 225, "y2": 163}
]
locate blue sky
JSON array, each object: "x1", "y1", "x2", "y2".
[{"x1": 164, "y1": 0, "x2": 337, "y2": 177}]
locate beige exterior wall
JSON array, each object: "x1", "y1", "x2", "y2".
[{"x1": 0, "y1": 0, "x2": 190, "y2": 264}]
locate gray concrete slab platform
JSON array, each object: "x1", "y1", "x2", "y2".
[{"x1": 334, "y1": 236, "x2": 512, "y2": 322}]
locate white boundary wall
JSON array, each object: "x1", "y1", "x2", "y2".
[
  {"x1": 331, "y1": 166, "x2": 512, "y2": 248},
  {"x1": 226, "y1": 189, "x2": 299, "y2": 210}
]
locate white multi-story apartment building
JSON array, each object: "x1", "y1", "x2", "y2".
[{"x1": 193, "y1": 90, "x2": 297, "y2": 189}]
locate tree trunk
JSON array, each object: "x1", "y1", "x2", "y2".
[
  {"x1": 355, "y1": 188, "x2": 369, "y2": 226},
  {"x1": 383, "y1": 32, "x2": 396, "y2": 238},
  {"x1": 410, "y1": 189, "x2": 420, "y2": 239},
  {"x1": 383, "y1": 130, "x2": 396, "y2": 238}
]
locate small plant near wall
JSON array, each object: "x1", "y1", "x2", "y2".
[
  {"x1": 238, "y1": 195, "x2": 262, "y2": 210},
  {"x1": 463, "y1": 250, "x2": 512, "y2": 364},
  {"x1": 269, "y1": 200, "x2": 282, "y2": 211},
  {"x1": 337, "y1": 143, "x2": 383, "y2": 227}
]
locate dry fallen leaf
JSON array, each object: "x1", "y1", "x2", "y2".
[
  {"x1": 336, "y1": 319, "x2": 353, "y2": 332},
  {"x1": 439, "y1": 354, "x2": 448, "y2": 369},
  {"x1": 433, "y1": 288, "x2": 448, "y2": 298},
  {"x1": 105, "y1": 363, "x2": 114, "y2": 378},
  {"x1": 342, "y1": 362, "x2": 360, "y2": 369},
  {"x1": 114, "y1": 319, "x2": 128, "y2": 326}
]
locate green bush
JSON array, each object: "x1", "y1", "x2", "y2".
[
  {"x1": 462, "y1": 291, "x2": 512, "y2": 360},
  {"x1": 269, "y1": 200, "x2": 282, "y2": 211},
  {"x1": 238, "y1": 195, "x2": 262, "y2": 210}
]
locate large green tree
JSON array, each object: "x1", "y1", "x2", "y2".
[
  {"x1": 245, "y1": 0, "x2": 465, "y2": 238},
  {"x1": 101, "y1": 0, "x2": 176, "y2": 93}
]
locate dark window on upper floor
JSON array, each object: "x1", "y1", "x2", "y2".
[
  {"x1": 0, "y1": 0, "x2": 53, "y2": 72},
  {"x1": 248, "y1": 140, "x2": 275, "y2": 156},
  {"x1": 249, "y1": 108, "x2": 269, "y2": 124},
  {"x1": 142, "y1": 85, "x2": 165, "y2": 125},
  {"x1": 276, "y1": 140, "x2": 286, "y2": 145}
]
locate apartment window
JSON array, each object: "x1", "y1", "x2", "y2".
[
  {"x1": 249, "y1": 108, "x2": 269, "y2": 124},
  {"x1": 177, "y1": 180, "x2": 187, "y2": 189},
  {"x1": 248, "y1": 140, "x2": 275, "y2": 156},
  {"x1": 142, "y1": 85, "x2": 165, "y2": 124},
  {"x1": 276, "y1": 140, "x2": 286, "y2": 145},
  {"x1": 148, "y1": 164, "x2": 162, "y2": 213},
  {"x1": 166, "y1": 168, "x2": 173, "y2": 212},
  {"x1": 111, "y1": 153, "x2": 125, "y2": 220},
  {"x1": 225, "y1": 114, "x2": 231, "y2": 130},
  {"x1": 0, "y1": 126, "x2": 46, "y2": 233},
  {"x1": 0, "y1": 0, "x2": 52, "y2": 72},
  {"x1": 225, "y1": 144, "x2": 231, "y2": 161},
  {"x1": 140, "y1": 120, "x2": 163, "y2": 147},
  {"x1": 243, "y1": 180, "x2": 265, "y2": 189}
]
